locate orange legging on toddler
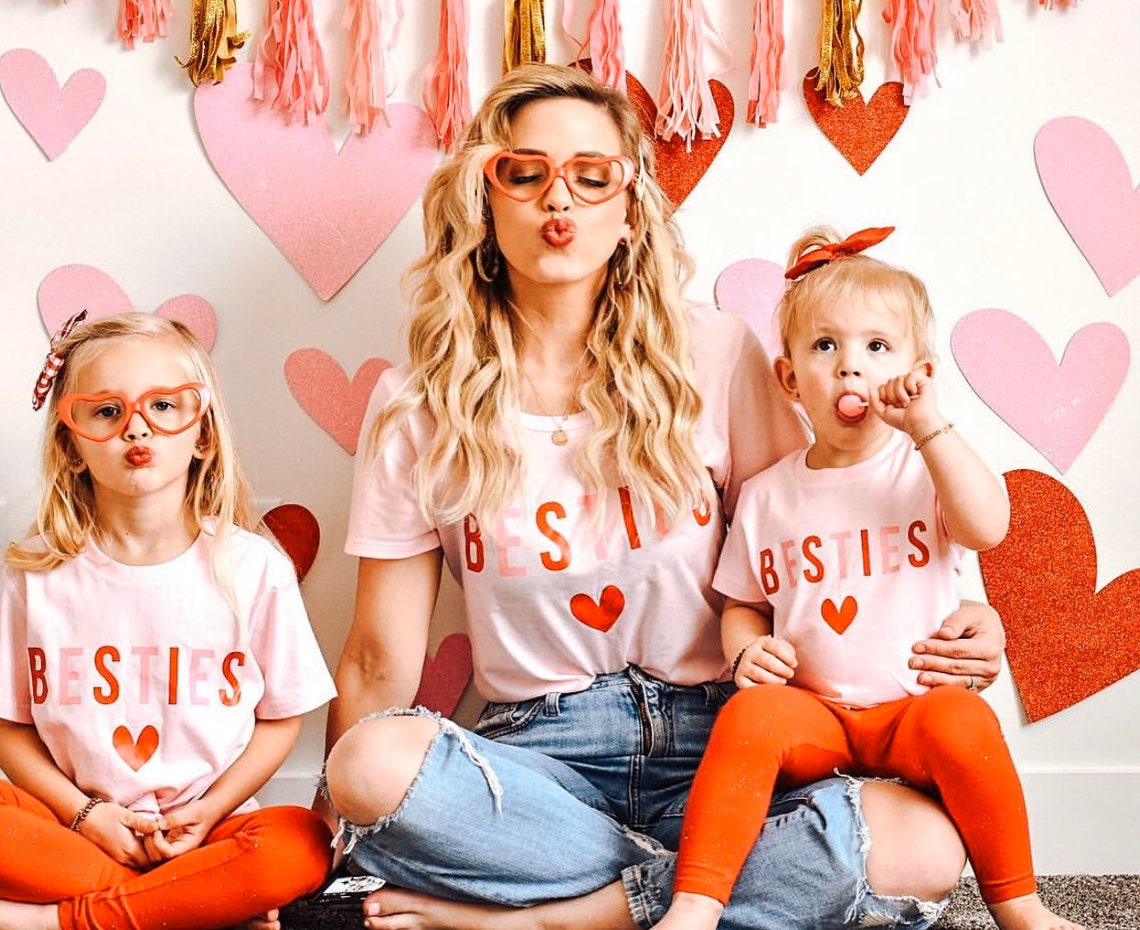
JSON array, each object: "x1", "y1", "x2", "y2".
[
  {"x1": 675, "y1": 684, "x2": 1035, "y2": 906},
  {"x1": 0, "y1": 781, "x2": 331, "y2": 930}
]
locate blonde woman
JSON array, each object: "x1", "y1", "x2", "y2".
[{"x1": 322, "y1": 65, "x2": 1003, "y2": 930}]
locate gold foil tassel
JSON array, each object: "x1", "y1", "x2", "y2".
[
  {"x1": 816, "y1": 0, "x2": 864, "y2": 106},
  {"x1": 503, "y1": 0, "x2": 546, "y2": 74},
  {"x1": 179, "y1": 0, "x2": 249, "y2": 86}
]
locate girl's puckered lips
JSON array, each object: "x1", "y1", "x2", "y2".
[{"x1": 541, "y1": 217, "x2": 576, "y2": 247}]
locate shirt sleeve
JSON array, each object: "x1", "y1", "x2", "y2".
[
  {"x1": 711, "y1": 485, "x2": 770, "y2": 604},
  {"x1": 0, "y1": 567, "x2": 33, "y2": 723},
  {"x1": 345, "y1": 366, "x2": 443, "y2": 560}
]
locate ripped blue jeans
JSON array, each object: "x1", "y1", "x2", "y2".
[{"x1": 323, "y1": 666, "x2": 946, "y2": 929}]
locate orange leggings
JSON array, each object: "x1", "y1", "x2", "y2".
[
  {"x1": 0, "y1": 782, "x2": 332, "y2": 930},
  {"x1": 675, "y1": 685, "x2": 1035, "y2": 907}
]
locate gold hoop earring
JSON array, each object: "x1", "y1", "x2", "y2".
[
  {"x1": 474, "y1": 237, "x2": 501, "y2": 284},
  {"x1": 612, "y1": 241, "x2": 633, "y2": 289}
]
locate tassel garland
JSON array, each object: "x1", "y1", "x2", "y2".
[
  {"x1": 882, "y1": 0, "x2": 938, "y2": 104},
  {"x1": 254, "y1": 0, "x2": 331, "y2": 123},
  {"x1": 747, "y1": 0, "x2": 784, "y2": 126},
  {"x1": 504, "y1": 0, "x2": 546, "y2": 74},
  {"x1": 178, "y1": 0, "x2": 248, "y2": 85},
  {"x1": 656, "y1": 0, "x2": 722, "y2": 148},
  {"x1": 117, "y1": 0, "x2": 173, "y2": 49},
  {"x1": 565, "y1": 0, "x2": 626, "y2": 91},
  {"x1": 816, "y1": 0, "x2": 864, "y2": 107},
  {"x1": 950, "y1": 0, "x2": 1003, "y2": 43},
  {"x1": 424, "y1": 0, "x2": 472, "y2": 150},
  {"x1": 343, "y1": 0, "x2": 405, "y2": 135},
  {"x1": 1039, "y1": 0, "x2": 1080, "y2": 7}
]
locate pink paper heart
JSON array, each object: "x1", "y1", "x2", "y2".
[
  {"x1": 284, "y1": 349, "x2": 391, "y2": 455},
  {"x1": 412, "y1": 633, "x2": 473, "y2": 717},
  {"x1": 194, "y1": 64, "x2": 438, "y2": 301},
  {"x1": 0, "y1": 49, "x2": 105, "y2": 160},
  {"x1": 951, "y1": 309, "x2": 1129, "y2": 473},
  {"x1": 714, "y1": 258, "x2": 786, "y2": 362},
  {"x1": 38, "y1": 265, "x2": 217, "y2": 350},
  {"x1": 1035, "y1": 117, "x2": 1140, "y2": 296}
]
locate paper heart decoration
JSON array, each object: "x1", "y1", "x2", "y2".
[
  {"x1": 37, "y1": 265, "x2": 218, "y2": 350},
  {"x1": 0, "y1": 49, "x2": 105, "y2": 160},
  {"x1": 194, "y1": 64, "x2": 438, "y2": 301},
  {"x1": 284, "y1": 349, "x2": 391, "y2": 455},
  {"x1": 570, "y1": 584, "x2": 625, "y2": 633},
  {"x1": 979, "y1": 469, "x2": 1140, "y2": 721},
  {"x1": 261, "y1": 503, "x2": 321, "y2": 582},
  {"x1": 714, "y1": 258, "x2": 786, "y2": 362},
  {"x1": 951, "y1": 309, "x2": 1128, "y2": 473},
  {"x1": 623, "y1": 71, "x2": 733, "y2": 208},
  {"x1": 113, "y1": 724, "x2": 160, "y2": 771},
  {"x1": 412, "y1": 633, "x2": 473, "y2": 717},
  {"x1": 1034, "y1": 117, "x2": 1140, "y2": 296},
  {"x1": 802, "y1": 71, "x2": 908, "y2": 175}
]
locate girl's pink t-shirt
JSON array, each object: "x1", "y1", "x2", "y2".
[
  {"x1": 346, "y1": 306, "x2": 807, "y2": 702},
  {"x1": 0, "y1": 527, "x2": 336, "y2": 816}
]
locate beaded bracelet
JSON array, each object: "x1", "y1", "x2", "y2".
[
  {"x1": 731, "y1": 647, "x2": 748, "y2": 678},
  {"x1": 70, "y1": 796, "x2": 104, "y2": 831},
  {"x1": 914, "y1": 422, "x2": 954, "y2": 452}
]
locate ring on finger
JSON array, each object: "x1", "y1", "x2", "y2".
[{"x1": 967, "y1": 676, "x2": 978, "y2": 692}]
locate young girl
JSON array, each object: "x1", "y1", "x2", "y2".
[
  {"x1": 656, "y1": 226, "x2": 1080, "y2": 930},
  {"x1": 0, "y1": 313, "x2": 335, "y2": 930}
]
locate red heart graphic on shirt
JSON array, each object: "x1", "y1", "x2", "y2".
[
  {"x1": 113, "y1": 725, "x2": 159, "y2": 771},
  {"x1": 570, "y1": 585, "x2": 626, "y2": 633},
  {"x1": 821, "y1": 596, "x2": 858, "y2": 634},
  {"x1": 802, "y1": 70, "x2": 908, "y2": 175}
]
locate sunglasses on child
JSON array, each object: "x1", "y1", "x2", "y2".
[
  {"x1": 58, "y1": 384, "x2": 211, "y2": 442},
  {"x1": 483, "y1": 151, "x2": 636, "y2": 205}
]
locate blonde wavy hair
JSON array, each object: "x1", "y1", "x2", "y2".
[
  {"x1": 369, "y1": 63, "x2": 713, "y2": 530},
  {"x1": 777, "y1": 226, "x2": 935, "y2": 361},
  {"x1": 6, "y1": 313, "x2": 254, "y2": 578}
]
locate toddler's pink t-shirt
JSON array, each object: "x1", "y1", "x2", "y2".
[
  {"x1": 346, "y1": 306, "x2": 807, "y2": 702},
  {"x1": 714, "y1": 431, "x2": 967, "y2": 707},
  {"x1": 0, "y1": 527, "x2": 336, "y2": 816}
]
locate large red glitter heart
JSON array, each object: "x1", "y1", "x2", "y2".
[
  {"x1": 262, "y1": 503, "x2": 321, "y2": 583},
  {"x1": 624, "y1": 72, "x2": 734, "y2": 207},
  {"x1": 801, "y1": 70, "x2": 908, "y2": 176},
  {"x1": 412, "y1": 633, "x2": 473, "y2": 717},
  {"x1": 979, "y1": 469, "x2": 1140, "y2": 722}
]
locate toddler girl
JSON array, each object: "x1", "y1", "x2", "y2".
[
  {"x1": 0, "y1": 312, "x2": 335, "y2": 930},
  {"x1": 657, "y1": 228, "x2": 1079, "y2": 930}
]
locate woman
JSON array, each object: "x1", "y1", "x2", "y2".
[{"x1": 322, "y1": 64, "x2": 1004, "y2": 930}]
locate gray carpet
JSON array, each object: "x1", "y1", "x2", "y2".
[{"x1": 281, "y1": 874, "x2": 1140, "y2": 928}]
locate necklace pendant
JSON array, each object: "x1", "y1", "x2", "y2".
[{"x1": 551, "y1": 427, "x2": 569, "y2": 446}]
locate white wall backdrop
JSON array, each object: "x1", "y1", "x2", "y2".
[{"x1": 2, "y1": 0, "x2": 1138, "y2": 874}]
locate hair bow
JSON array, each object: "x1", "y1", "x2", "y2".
[
  {"x1": 32, "y1": 309, "x2": 89, "y2": 412},
  {"x1": 784, "y1": 226, "x2": 896, "y2": 280}
]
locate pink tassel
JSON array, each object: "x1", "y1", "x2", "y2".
[
  {"x1": 564, "y1": 0, "x2": 626, "y2": 91},
  {"x1": 882, "y1": 0, "x2": 938, "y2": 105},
  {"x1": 424, "y1": 0, "x2": 472, "y2": 150},
  {"x1": 117, "y1": 0, "x2": 173, "y2": 49},
  {"x1": 253, "y1": 0, "x2": 331, "y2": 124},
  {"x1": 343, "y1": 0, "x2": 404, "y2": 135},
  {"x1": 950, "y1": 0, "x2": 1003, "y2": 43},
  {"x1": 1039, "y1": 0, "x2": 1079, "y2": 7},
  {"x1": 656, "y1": 0, "x2": 721, "y2": 149},
  {"x1": 747, "y1": 0, "x2": 784, "y2": 126}
]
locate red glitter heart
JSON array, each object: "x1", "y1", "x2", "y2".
[
  {"x1": 979, "y1": 469, "x2": 1140, "y2": 722},
  {"x1": 570, "y1": 585, "x2": 626, "y2": 633},
  {"x1": 821, "y1": 595, "x2": 858, "y2": 635},
  {"x1": 801, "y1": 70, "x2": 908, "y2": 176},
  {"x1": 412, "y1": 633, "x2": 473, "y2": 717},
  {"x1": 262, "y1": 503, "x2": 321, "y2": 582}
]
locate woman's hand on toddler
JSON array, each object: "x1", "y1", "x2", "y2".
[{"x1": 734, "y1": 636, "x2": 798, "y2": 688}]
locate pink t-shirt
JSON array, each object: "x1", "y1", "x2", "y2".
[
  {"x1": 713, "y1": 431, "x2": 967, "y2": 708},
  {"x1": 0, "y1": 527, "x2": 336, "y2": 816},
  {"x1": 346, "y1": 305, "x2": 807, "y2": 702}
]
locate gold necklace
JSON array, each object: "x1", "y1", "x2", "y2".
[{"x1": 521, "y1": 347, "x2": 589, "y2": 446}]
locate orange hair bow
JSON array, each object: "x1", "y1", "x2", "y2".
[{"x1": 784, "y1": 226, "x2": 895, "y2": 280}]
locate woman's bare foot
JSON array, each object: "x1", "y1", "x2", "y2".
[
  {"x1": 0, "y1": 901, "x2": 59, "y2": 930},
  {"x1": 988, "y1": 893, "x2": 1084, "y2": 930},
  {"x1": 648, "y1": 892, "x2": 724, "y2": 930}
]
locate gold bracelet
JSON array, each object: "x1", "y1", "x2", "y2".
[
  {"x1": 70, "y1": 796, "x2": 104, "y2": 831},
  {"x1": 914, "y1": 422, "x2": 954, "y2": 452}
]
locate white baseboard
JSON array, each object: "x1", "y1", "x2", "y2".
[{"x1": 260, "y1": 769, "x2": 1140, "y2": 875}]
